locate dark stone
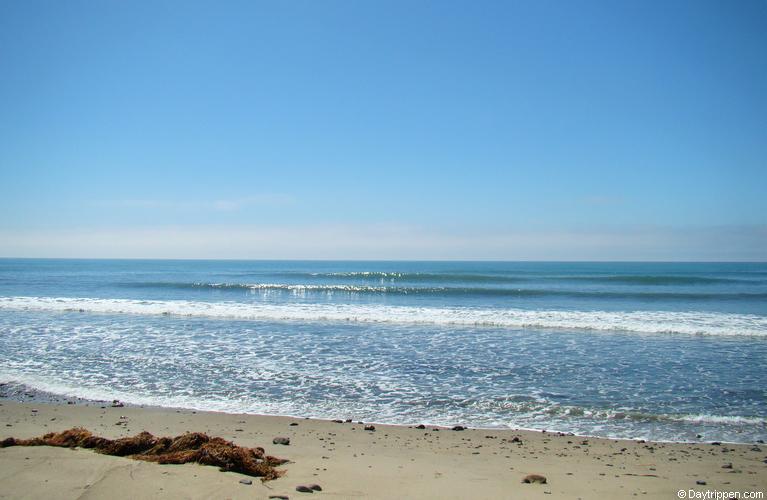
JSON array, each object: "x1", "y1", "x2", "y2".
[
  {"x1": 239, "y1": 479, "x2": 253, "y2": 485},
  {"x1": 308, "y1": 484, "x2": 322, "y2": 491},
  {"x1": 269, "y1": 496, "x2": 290, "y2": 500},
  {"x1": 415, "y1": 424, "x2": 426, "y2": 429},
  {"x1": 273, "y1": 437, "x2": 291, "y2": 445},
  {"x1": 452, "y1": 425, "x2": 465, "y2": 431},
  {"x1": 290, "y1": 422, "x2": 299, "y2": 426},
  {"x1": 345, "y1": 419, "x2": 352, "y2": 423},
  {"x1": 522, "y1": 474, "x2": 547, "y2": 484},
  {"x1": 511, "y1": 437, "x2": 522, "y2": 443},
  {"x1": 751, "y1": 446, "x2": 761, "y2": 452},
  {"x1": 711, "y1": 441, "x2": 721, "y2": 445},
  {"x1": 295, "y1": 485, "x2": 313, "y2": 493},
  {"x1": 364, "y1": 425, "x2": 375, "y2": 431},
  {"x1": 696, "y1": 480, "x2": 707, "y2": 485}
]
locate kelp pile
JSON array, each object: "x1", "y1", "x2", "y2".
[{"x1": 0, "y1": 427, "x2": 287, "y2": 480}]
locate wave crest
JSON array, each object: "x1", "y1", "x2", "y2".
[
  {"x1": 118, "y1": 281, "x2": 767, "y2": 301},
  {"x1": 1, "y1": 296, "x2": 765, "y2": 336}
]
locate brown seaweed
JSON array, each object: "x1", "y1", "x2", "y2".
[{"x1": 0, "y1": 428, "x2": 287, "y2": 480}]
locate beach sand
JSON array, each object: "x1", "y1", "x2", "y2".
[{"x1": 1, "y1": 401, "x2": 765, "y2": 499}]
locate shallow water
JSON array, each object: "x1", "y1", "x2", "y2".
[{"x1": 1, "y1": 259, "x2": 765, "y2": 442}]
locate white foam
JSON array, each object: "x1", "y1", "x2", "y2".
[
  {"x1": 206, "y1": 283, "x2": 393, "y2": 292},
  {"x1": 1, "y1": 296, "x2": 765, "y2": 336},
  {"x1": 676, "y1": 414, "x2": 767, "y2": 425}
]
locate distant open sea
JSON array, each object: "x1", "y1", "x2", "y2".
[{"x1": 1, "y1": 259, "x2": 765, "y2": 443}]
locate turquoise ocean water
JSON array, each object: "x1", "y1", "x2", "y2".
[{"x1": 0, "y1": 259, "x2": 765, "y2": 442}]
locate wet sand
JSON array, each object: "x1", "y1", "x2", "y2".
[{"x1": 1, "y1": 400, "x2": 765, "y2": 499}]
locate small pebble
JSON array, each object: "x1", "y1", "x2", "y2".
[{"x1": 239, "y1": 479, "x2": 252, "y2": 485}]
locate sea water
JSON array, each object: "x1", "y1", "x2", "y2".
[{"x1": 0, "y1": 259, "x2": 765, "y2": 442}]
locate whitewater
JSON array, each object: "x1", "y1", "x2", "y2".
[{"x1": 1, "y1": 259, "x2": 765, "y2": 442}]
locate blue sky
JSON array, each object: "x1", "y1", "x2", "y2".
[{"x1": 1, "y1": 1, "x2": 765, "y2": 260}]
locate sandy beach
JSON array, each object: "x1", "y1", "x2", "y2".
[{"x1": 0, "y1": 400, "x2": 764, "y2": 499}]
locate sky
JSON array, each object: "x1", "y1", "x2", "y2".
[{"x1": 0, "y1": 0, "x2": 765, "y2": 260}]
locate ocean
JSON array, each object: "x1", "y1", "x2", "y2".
[{"x1": 0, "y1": 259, "x2": 765, "y2": 443}]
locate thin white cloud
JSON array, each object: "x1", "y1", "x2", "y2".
[
  {"x1": 0, "y1": 224, "x2": 764, "y2": 261},
  {"x1": 96, "y1": 195, "x2": 295, "y2": 212}
]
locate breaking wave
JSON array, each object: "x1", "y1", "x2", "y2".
[
  {"x1": 1, "y1": 296, "x2": 765, "y2": 337},
  {"x1": 118, "y1": 281, "x2": 767, "y2": 301}
]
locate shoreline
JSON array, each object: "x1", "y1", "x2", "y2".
[
  {"x1": 1, "y1": 399, "x2": 765, "y2": 499},
  {"x1": 1, "y1": 381, "x2": 763, "y2": 446}
]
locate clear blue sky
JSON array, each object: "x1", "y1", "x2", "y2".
[{"x1": 1, "y1": 0, "x2": 765, "y2": 260}]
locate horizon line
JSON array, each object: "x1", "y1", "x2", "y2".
[{"x1": 1, "y1": 256, "x2": 765, "y2": 264}]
